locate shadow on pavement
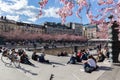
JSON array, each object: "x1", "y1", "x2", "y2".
[
  {"x1": 5, "y1": 63, "x2": 16, "y2": 68},
  {"x1": 98, "y1": 66, "x2": 113, "y2": 71},
  {"x1": 18, "y1": 67, "x2": 38, "y2": 75},
  {"x1": 74, "y1": 62, "x2": 83, "y2": 65},
  {"x1": 4, "y1": 63, "x2": 38, "y2": 75},
  {"x1": 50, "y1": 62, "x2": 65, "y2": 66}
]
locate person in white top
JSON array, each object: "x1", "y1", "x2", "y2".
[
  {"x1": 83, "y1": 55, "x2": 98, "y2": 73},
  {"x1": 101, "y1": 47, "x2": 108, "y2": 57}
]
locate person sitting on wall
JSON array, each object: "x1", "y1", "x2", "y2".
[
  {"x1": 57, "y1": 51, "x2": 64, "y2": 56},
  {"x1": 63, "y1": 51, "x2": 68, "y2": 56},
  {"x1": 57, "y1": 51, "x2": 68, "y2": 57}
]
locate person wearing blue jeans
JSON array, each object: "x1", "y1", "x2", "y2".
[
  {"x1": 83, "y1": 55, "x2": 98, "y2": 73},
  {"x1": 67, "y1": 56, "x2": 76, "y2": 64},
  {"x1": 39, "y1": 52, "x2": 49, "y2": 63}
]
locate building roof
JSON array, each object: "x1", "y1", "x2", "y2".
[
  {"x1": 83, "y1": 24, "x2": 97, "y2": 28},
  {"x1": 0, "y1": 16, "x2": 43, "y2": 28}
]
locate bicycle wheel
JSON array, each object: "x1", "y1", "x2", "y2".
[
  {"x1": 13, "y1": 55, "x2": 21, "y2": 68},
  {"x1": 1, "y1": 54, "x2": 12, "y2": 65},
  {"x1": 13, "y1": 59, "x2": 20, "y2": 68}
]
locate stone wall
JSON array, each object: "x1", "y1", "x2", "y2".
[{"x1": 37, "y1": 46, "x2": 94, "y2": 55}]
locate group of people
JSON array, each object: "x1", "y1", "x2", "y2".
[
  {"x1": 0, "y1": 46, "x2": 110, "y2": 73},
  {"x1": 67, "y1": 46, "x2": 109, "y2": 73},
  {"x1": 32, "y1": 51, "x2": 49, "y2": 63},
  {"x1": 19, "y1": 49, "x2": 34, "y2": 66},
  {"x1": 67, "y1": 49, "x2": 97, "y2": 73},
  {"x1": 0, "y1": 47, "x2": 34, "y2": 66},
  {"x1": 0, "y1": 47, "x2": 51, "y2": 67},
  {"x1": 57, "y1": 51, "x2": 68, "y2": 57},
  {"x1": 67, "y1": 49, "x2": 90, "y2": 64},
  {"x1": 96, "y1": 47, "x2": 109, "y2": 62}
]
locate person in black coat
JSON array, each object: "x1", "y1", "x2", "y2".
[
  {"x1": 20, "y1": 52, "x2": 34, "y2": 66},
  {"x1": 38, "y1": 52, "x2": 49, "y2": 63},
  {"x1": 32, "y1": 52, "x2": 39, "y2": 61}
]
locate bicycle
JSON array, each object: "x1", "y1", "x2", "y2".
[{"x1": 1, "y1": 50, "x2": 21, "y2": 68}]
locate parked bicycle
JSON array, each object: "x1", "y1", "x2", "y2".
[{"x1": 1, "y1": 49, "x2": 20, "y2": 68}]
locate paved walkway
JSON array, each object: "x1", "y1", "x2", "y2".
[
  {"x1": 97, "y1": 54, "x2": 120, "y2": 80},
  {"x1": 0, "y1": 50, "x2": 112, "y2": 80},
  {"x1": 97, "y1": 63, "x2": 120, "y2": 80}
]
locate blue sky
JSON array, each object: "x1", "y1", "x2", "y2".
[{"x1": 0, "y1": 0, "x2": 103, "y2": 25}]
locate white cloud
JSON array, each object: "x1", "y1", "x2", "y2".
[
  {"x1": 6, "y1": 15, "x2": 20, "y2": 21},
  {"x1": 0, "y1": 0, "x2": 28, "y2": 13},
  {"x1": 43, "y1": 7, "x2": 60, "y2": 18},
  {"x1": 118, "y1": 0, "x2": 120, "y2": 3},
  {"x1": 22, "y1": 21, "x2": 32, "y2": 24},
  {"x1": 28, "y1": 17, "x2": 38, "y2": 22},
  {"x1": 0, "y1": 0, "x2": 60, "y2": 24},
  {"x1": 0, "y1": 0, "x2": 38, "y2": 23},
  {"x1": 16, "y1": 10, "x2": 36, "y2": 17}
]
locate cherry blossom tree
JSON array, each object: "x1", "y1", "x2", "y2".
[
  {"x1": 38, "y1": 0, "x2": 120, "y2": 39},
  {"x1": 0, "y1": 29, "x2": 86, "y2": 41}
]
